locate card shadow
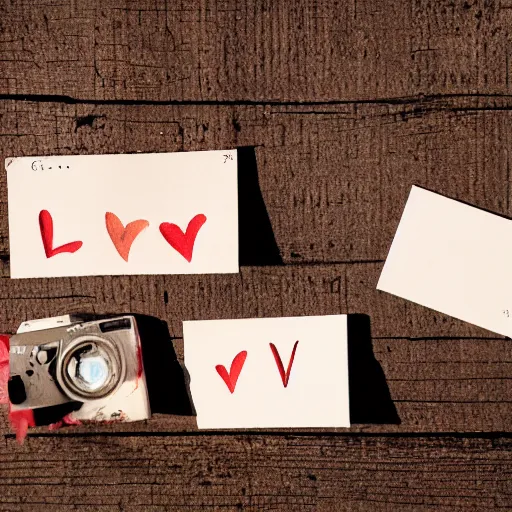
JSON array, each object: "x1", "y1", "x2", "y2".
[
  {"x1": 134, "y1": 314, "x2": 194, "y2": 416},
  {"x1": 347, "y1": 314, "x2": 400, "y2": 424},
  {"x1": 237, "y1": 146, "x2": 284, "y2": 266}
]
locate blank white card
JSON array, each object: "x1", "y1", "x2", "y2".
[{"x1": 378, "y1": 186, "x2": 512, "y2": 337}]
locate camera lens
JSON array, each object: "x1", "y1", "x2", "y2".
[
  {"x1": 57, "y1": 336, "x2": 125, "y2": 401},
  {"x1": 67, "y1": 348, "x2": 110, "y2": 392}
]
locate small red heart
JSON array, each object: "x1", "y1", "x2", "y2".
[
  {"x1": 215, "y1": 351, "x2": 247, "y2": 394},
  {"x1": 39, "y1": 210, "x2": 83, "y2": 258},
  {"x1": 105, "y1": 212, "x2": 149, "y2": 262},
  {"x1": 159, "y1": 214, "x2": 207, "y2": 262},
  {"x1": 269, "y1": 341, "x2": 299, "y2": 388}
]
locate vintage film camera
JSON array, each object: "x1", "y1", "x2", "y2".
[{"x1": 8, "y1": 314, "x2": 150, "y2": 423}]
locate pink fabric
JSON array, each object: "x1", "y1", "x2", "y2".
[
  {"x1": 0, "y1": 335, "x2": 10, "y2": 405},
  {"x1": 9, "y1": 409, "x2": 35, "y2": 444},
  {"x1": 49, "y1": 413, "x2": 82, "y2": 431}
]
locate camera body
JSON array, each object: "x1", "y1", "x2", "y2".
[{"x1": 8, "y1": 314, "x2": 150, "y2": 423}]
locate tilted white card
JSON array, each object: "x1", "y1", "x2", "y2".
[
  {"x1": 378, "y1": 186, "x2": 512, "y2": 337},
  {"x1": 184, "y1": 315, "x2": 350, "y2": 429},
  {"x1": 6, "y1": 150, "x2": 238, "y2": 278}
]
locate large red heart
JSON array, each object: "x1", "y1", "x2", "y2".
[
  {"x1": 39, "y1": 210, "x2": 83, "y2": 258},
  {"x1": 159, "y1": 214, "x2": 207, "y2": 262},
  {"x1": 105, "y1": 212, "x2": 149, "y2": 262},
  {"x1": 215, "y1": 351, "x2": 247, "y2": 394}
]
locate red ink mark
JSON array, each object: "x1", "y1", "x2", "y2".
[
  {"x1": 132, "y1": 344, "x2": 144, "y2": 391},
  {"x1": 105, "y1": 212, "x2": 149, "y2": 262},
  {"x1": 215, "y1": 351, "x2": 247, "y2": 394},
  {"x1": 159, "y1": 214, "x2": 207, "y2": 262},
  {"x1": 39, "y1": 210, "x2": 83, "y2": 258},
  {"x1": 269, "y1": 341, "x2": 299, "y2": 388},
  {"x1": 136, "y1": 344, "x2": 143, "y2": 380}
]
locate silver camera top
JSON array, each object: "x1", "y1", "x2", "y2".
[{"x1": 16, "y1": 314, "x2": 99, "y2": 334}]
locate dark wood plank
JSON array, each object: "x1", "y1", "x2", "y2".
[
  {"x1": 0, "y1": 434, "x2": 509, "y2": 511},
  {"x1": 1, "y1": 98, "x2": 511, "y2": 434},
  {"x1": 1, "y1": 0, "x2": 512, "y2": 101},
  {"x1": 1, "y1": 3, "x2": 511, "y2": 509},
  {"x1": 0, "y1": 265, "x2": 510, "y2": 435},
  {"x1": 1, "y1": 98, "x2": 512, "y2": 263},
  {"x1": 0, "y1": 263, "x2": 506, "y2": 340}
]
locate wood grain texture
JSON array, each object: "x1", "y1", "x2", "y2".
[
  {"x1": 1, "y1": 98, "x2": 512, "y2": 262},
  {"x1": 0, "y1": 434, "x2": 510, "y2": 511},
  {"x1": 0, "y1": 265, "x2": 509, "y2": 435},
  {"x1": 1, "y1": 0, "x2": 512, "y2": 101},
  {"x1": 1, "y1": 0, "x2": 511, "y2": 509}
]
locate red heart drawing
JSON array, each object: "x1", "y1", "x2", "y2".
[
  {"x1": 39, "y1": 210, "x2": 83, "y2": 258},
  {"x1": 269, "y1": 340, "x2": 299, "y2": 388},
  {"x1": 215, "y1": 350, "x2": 247, "y2": 394},
  {"x1": 159, "y1": 214, "x2": 207, "y2": 262},
  {"x1": 105, "y1": 212, "x2": 149, "y2": 262}
]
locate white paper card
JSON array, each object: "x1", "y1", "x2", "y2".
[
  {"x1": 378, "y1": 186, "x2": 512, "y2": 337},
  {"x1": 7, "y1": 150, "x2": 238, "y2": 278},
  {"x1": 184, "y1": 315, "x2": 350, "y2": 429}
]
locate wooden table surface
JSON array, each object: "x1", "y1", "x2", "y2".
[{"x1": 0, "y1": 0, "x2": 511, "y2": 510}]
